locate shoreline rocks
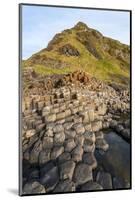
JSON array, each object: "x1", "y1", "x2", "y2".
[{"x1": 22, "y1": 71, "x2": 130, "y2": 194}]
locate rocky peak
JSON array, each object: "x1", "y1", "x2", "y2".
[{"x1": 74, "y1": 21, "x2": 89, "y2": 30}]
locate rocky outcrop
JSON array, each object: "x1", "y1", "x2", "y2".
[
  {"x1": 59, "y1": 44, "x2": 80, "y2": 56},
  {"x1": 22, "y1": 70, "x2": 130, "y2": 194}
]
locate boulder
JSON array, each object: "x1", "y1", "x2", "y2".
[
  {"x1": 53, "y1": 179, "x2": 75, "y2": 193},
  {"x1": 44, "y1": 129, "x2": 53, "y2": 137},
  {"x1": 39, "y1": 149, "x2": 50, "y2": 165},
  {"x1": 74, "y1": 135, "x2": 84, "y2": 146},
  {"x1": 80, "y1": 181, "x2": 103, "y2": 191},
  {"x1": 83, "y1": 139, "x2": 95, "y2": 153},
  {"x1": 29, "y1": 140, "x2": 42, "y2": 164},
  {"x1": 73, "y1": 163, "x2": 93, "y2": 186},
  {"x1": 53, "y1": 132, "x2": 65, "y2": 146},
  {"x1": 23, "y1": 181, "x2": 46, "y2": 194},
  {"x1": 95, "y1": 138, "x2": 109, "y2": 151},
  {"x1": 58, "y1": 152, "x2": 71, "y2": 164},
  {"x1": 121, "y1": 129, "x2": 130, "y2": 140},
  {"x1": 116, "y1": 124, "x2": 124, "y2": 133},
  {"x1": 65, "y1": 129, "x2": 76, "y2": 139},
  {"x1": 71, "y1": 145, "x2": 83, "y2": 162},
  {"x1": 53, "y1": 124, "x2": 64, "y2": 132},
  {"x1": 73, "y1": 123, "x2": 85, "y2": 135},
  {"x1": 64, "y1": 139, "x2": 76, "y2": 152},
  {"x1": 40, "y1": 166, "x2": 59, "y2": 192},
  {"x1": 82, "y1": 152, "x2": 97, "y2": 169},
  {"x1": 59, "y1": 160, "x2": 76, "y2": 180},
  {"x1": 84, "y1": 131, "x2": 96, "y2": 142},
  {"x1": 51, "y1": 146, "x2": 64, "y2": 160},
  {"x1": 96, "y1": 171, "x2": 113, "y2": 189},
  {"x1": 42, "y1": 137, "x2": 53, "y2": 149}
]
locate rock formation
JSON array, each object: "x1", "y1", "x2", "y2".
[{"x1": 21, "y1": 70, "x2": 130, "y2": 194}]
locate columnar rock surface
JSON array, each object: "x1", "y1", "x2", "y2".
[{"x1": 22, "y1": 71, "x2": 130, "y2": 194}]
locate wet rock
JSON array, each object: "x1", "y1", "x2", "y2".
[
  {"x1": 59, "y1": 160, "x2": 76, "y2": 180},
  {"x1": 73, "y1": 163, "x2": 93, "y2": 186},
  {"x1": 80, "y1": 181, "x2": 103, "y2": 191},
  {"x1": 28, "y1": 169, "x2": 39, "y2": 181},
  {"x1": 96, "y1": 171, "x2": 113, "y2": 189},
  {"x1": 40, "y1": 166, "x2": 59, "y2": 192},
  {"x1": 116, "y1": 124, "x2": 124, "y2": 133},
  {"x1": 124, "y1": 119, "x2": 130, "y2": 129},
  {"x1": 53, "y1": 179, "x2": 75, "y2": 192},
  {"x1": 113, "y1": 176, "x2": 130, "y2": 189},
  {"x1": 121, "y1": 129, "x2": 130, "y2": 140},
  {"x1": 39, "y1": 161, "x2": 55, "y2": 178}
]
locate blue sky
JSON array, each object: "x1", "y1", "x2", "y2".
[{"x1": 22, "y1": 5, "x2": 130, "y2": 59}]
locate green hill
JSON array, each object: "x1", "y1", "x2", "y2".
[{"x1": 23, "y1": 22, "x2": 130, "y2": 86}]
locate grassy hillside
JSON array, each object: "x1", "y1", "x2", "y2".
[{"x1": 23, "y1": 22, "x2": 130, "y2": 86}]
